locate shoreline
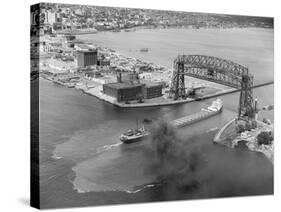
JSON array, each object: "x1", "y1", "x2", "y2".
[
  {"x1": 56, "y1": 25, "x2": 273, "y2": 36},
  {"x1": 40, "y1": 27, "x2": 274, "y2": 109},
  {"x1": 214, "y1": 119, "x2": 274, "y2": 164},
  {"x1": 83, "y1": 81, "x2": 273, "y2": 108},
  {"x1": 41, "y1": 75, "x2": 273, "y2": 108}
]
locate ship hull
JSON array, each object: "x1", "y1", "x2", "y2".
[
  {"x1": 171, "y1": 100, "x2": 223, "y2": 128},
  {"x1": 120, "y1": 134, "x2": 149, "y2": 144},
  {"x1": 121, "y1": 136, "x2": 144, "y2": 144}
]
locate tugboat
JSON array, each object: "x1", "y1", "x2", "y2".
[
  {"x1": 140, "y1": 48, "x2": 149, "y2": 52},
  {"x1": 120, "y1": 120, "x2": 150, "y2": 144}
]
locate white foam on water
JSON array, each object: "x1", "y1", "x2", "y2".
[
  {"x1": 51, "y1": 153, "x2": 62, "y2": 160},
  {"x1": 207, "y1": 127, "x2": 218, "y2": 133},
  {"x1": 72, "y1": 179, "x2": 158, "y2": 194},
  {"x1": 96, "y1": 142, "x2": 123, "y2": 154},
  {"x1": 125, "y1": 184, "x2": 158, "y2": 194}
]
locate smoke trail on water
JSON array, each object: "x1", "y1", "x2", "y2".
[
  {"x1": 146, "y1": 120, "x2": 273, "y2": 198},
  {"x1": 148, "y1": 121, "x2": 206, "y2": 192}
]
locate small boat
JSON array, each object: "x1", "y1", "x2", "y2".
[
  {"x1": 120, "y1": 125, "x2": 150, "y2": 144},
  {"x1": 140, "y1": 48, "x2": 149, "y2": 52},
  {"x1": 120, "y1": 118, "x2": 150, "y2": 144},
  {"x1": 143, "y1": 118, "x2": 153, "y2": 123}
]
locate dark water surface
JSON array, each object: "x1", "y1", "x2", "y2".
[
  {"x1": 38, "y1": 79, "x2": 273, "y2": 209},
  {"x1": 38, "y1": 28, "x2": 273, "y2": 208}
]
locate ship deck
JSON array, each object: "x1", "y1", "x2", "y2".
[{"x1": 172, "y1": 109, "x2": 215, "y2": 128}]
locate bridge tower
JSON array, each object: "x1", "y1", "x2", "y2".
[
  {"x1": 170, "y1": 57, "x2": 186, "y2": 100},
  {"x1": 238, "y1": 70, "x2": 255, "y2": 121}
]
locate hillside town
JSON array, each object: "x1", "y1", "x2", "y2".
[
  {"x1": 31, "y1": 29, "x2": 235, "y2": 108},
  {"x1": 31, "y1": 3, "x2": 274, "y2": 106},
  {"x1": 30, "y1": 3, "x2": 273, "y2": 36}
]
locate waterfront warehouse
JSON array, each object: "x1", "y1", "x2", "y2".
[
  {"x1": 103, "y1": 82, "x2": 144, "y2": 102},
  {"x1": 142, "y1": 81, "x2": 163, "y2": 99}
]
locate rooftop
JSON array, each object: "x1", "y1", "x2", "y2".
[
  {"x1": 77, "y1": 49, "x2": 97, "y2": 53},
  {"x1": 104, "y1": 82, "x2": 144, "y2": 89},
  {"x1": 141, "y1": 80, "x2": 162, "y2": 88}
]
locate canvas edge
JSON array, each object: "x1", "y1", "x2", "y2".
[{"x1": 30, "y1": 3, "x2": 41, "y2": 209}]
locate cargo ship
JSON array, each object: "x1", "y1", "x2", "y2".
[
  {"x1": 120, "y1": 99, "x2": 223, "y2": 143},
  {"x1": 171, "y1": 99, "x2": 223, "y2": 128}
]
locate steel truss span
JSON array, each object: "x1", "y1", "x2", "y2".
[
  {"x1": 169, "y1": 54, "x2": 251, "y2": 98},
  {"x1": 169, "y1": 54, "x2": 254, "y2": 120}
]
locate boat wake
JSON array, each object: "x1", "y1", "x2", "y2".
[
  {"x1": 71, "y1": 180, "x2": 160, "y2": 194},
  {"x1": 51, "y1": 153, "x2": 62, "y2": 160},
  {"x1": 124, "y1": 183, "x2": 159, "y2": 194},
  {"x1": 207, "y1": 127, "x2": 219, "y2": 133},
  {"x1": 96, "y1": 142, "x2": 123, "y2": 154}
]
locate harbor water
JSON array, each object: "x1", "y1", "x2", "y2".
[{"x1": 38, "y1": 28, "x2": 274, "y2": 208}]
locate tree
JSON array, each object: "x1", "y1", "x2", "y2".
[
  {"x1": 262, "y1": 118, "x2": 271, "y2": 125},
  {"x1": 251, "y1": 120, "x2": 258, "y2": 129},
  {"x1": 257, "y1": 131, "x2": 273, "y2": 145},
  {"x1": 237, "y1": 123, "x2": 245, "y2": 133},
  {"x1": 245, "y1": 122, "x2": 252, "y2": 131}
]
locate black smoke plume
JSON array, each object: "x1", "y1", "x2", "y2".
[
  {"x1": 148, "y1": 121, "x2": 206, "y2": 191},
  {"x1": 147, "y1": 120, "x2": 273, "y2": 198}
]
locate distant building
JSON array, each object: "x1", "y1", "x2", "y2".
[
  {"x1": 77, "y1": 50, "x2": 98, "y2": 68},
  {"x1": 74, "y1": 8, "x2": 83, "y2": 16},
  {"x1": 84, "y1": 70, "x2": 102, "y2": 79},
  {"x1": 53, "y1": 22, "x2": 63, "y2": 30},
  {"x1": 139, "y1": 72, "x2": 152, "y2": 80},
  {"x1": 65, "y1": 34, "x2": 76, "y2": 41},
  {"x1": 43, "y1": 11, "x2": 57, "y2": 25},
  {"x1": 116, "y1": 72, "x2": 140, "y2": 84},
  {"x1": 97, "y1": 54, "x2": 110, "y2": 66},
  {"x1": 97, "y1": 59, "x2": 110, "y2": 66},
  {"x1": 75, "y1": 43, "x2": 96, "y2": 51}
]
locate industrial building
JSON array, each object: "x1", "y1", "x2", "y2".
[
  {"x1": 142, "y1": 81, "x2": 163, "y2": 99},
  {"x1": 117, "y1": 72, "x2": 140, "y2": 84},
  {"x1": 102, "y1": 72, "x2": 163, "y2": 102},
  {"x1": 77, "y1": 49, "x2": 98, "y2": 68},
  {"x1": 97, "y1": 59, "x2": 110, "y2": 66},
  {"x1": 103, "y1": 83, "x2": 144, "y2": 102},
  {"x1": 97, "y1": 54, "x2": 111, "y2": 66}
]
